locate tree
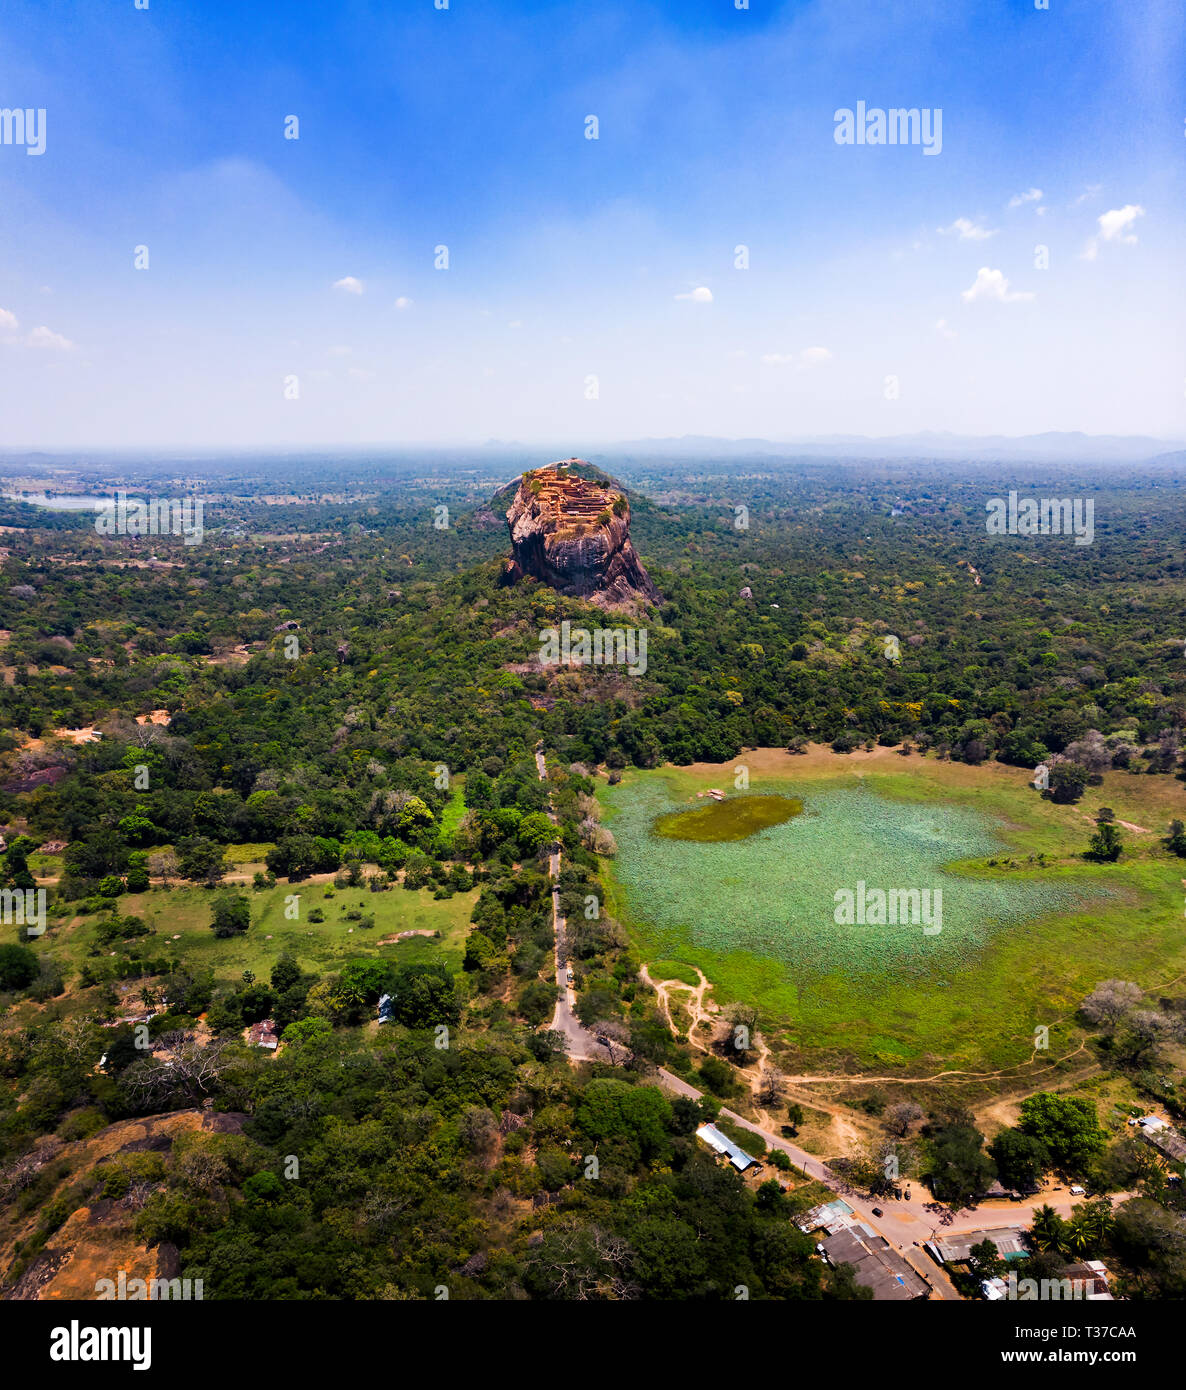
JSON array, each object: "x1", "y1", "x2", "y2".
[
  {"x1": 924, "y1": 1112, "x2": 996, "y2": 1208},
  {"x1": 1080, "y1": 979, "x2": 1143, "y2": 1030},
  {"x1": 1019, "y1": 1093, "x2": 1105, "y2": 1173},
  {"x1": 122, "y1": 1034, "x2": 232, "y2": 1109},
  {"x1": 1064, "y1": 1197, "x2": 1113, "y2": 1257},
  {"x1": 1087, "y1": 813, "x2": 1123, "y2": 862},
  {"x1": 721, "y1": 1001, "x2": 758, "y2": 1059},
  {"x1": 969, "y1": 1237, "x2": 1005, "y2": 1280},
  {"x1": 1110, "y1": 1198, "x2": 1186, "y2": 1299},
  {"x1": 576, "y1": 1078, "x2": 672, "y2": 1163},
  {"x1": 1048, "y1": 760, "x2": 1088, "y2": 804},
  {"x1": 1113, "y1": 1008, "x2": 1179, "y2": 1067},
  {"x1": 282, "y1": 1017, "x2": 331, "y2": 1046},
  {"x1": 883, "y1": 1101, "x2": 924, "y2": 1138},
  {"x1": 698, "y1": 1056, "x2": 737, "y2": 1098},
  {"x1": 387, "y1": 962, "x2": 460, "y2": 1028},
  {"x1": 756, "y1": 1067, "x2": 784, "y2": 1108},
  {"x1": 175, "y1": 835, "x2": 227, "y2": 885},
  {"x1": 1027, "y1": 1204, "x2": 1067, "y2": 1254},
  {"x1": 784, "y1": 1102, "x2": 805, "y2": 1134},
  {"x1": 148, "y1": 849, "x2": 178, "y2": 886},
  {"x1": 210, "y1": 892, "x2": 250, "y2": 939},
  {"x1": 1166, "y1": 820, "x2": 1186, "y2": 857},
  {"x1": 0, "y1": 943, "x2": 39, "y2": 990},
  {"x1": 989, "y1": 1128, "x2": 1049, "y2": 1192},
  {"x1": 518, "y1": 811, "x2": 556, "y2": 855}
]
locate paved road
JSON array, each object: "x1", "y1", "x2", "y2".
[
  {"x1": 535, "y1": 749, "x2": 609, "y2": 1063},
  {"x1": 657, "y1": 1067, "x2": 964, "y2": 1299}
]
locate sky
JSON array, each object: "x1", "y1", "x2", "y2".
[{"x1": 0, "y1": 0, "x2": 1183, "y2": 450}]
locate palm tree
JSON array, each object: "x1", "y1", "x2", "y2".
[
  {"x1": 1063, "y1": 1214, "x2": 1094, "y2": 1257},
  {"x1": 1029, "y1": 1204, "x2": 1066, "y2": 1254},
  {"x1": 1079, "y1": 1197, "x2": 1114, "y2": 1246}
]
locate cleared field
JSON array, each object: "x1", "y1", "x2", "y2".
[
  {"x1": 34, "y1": 878, "x2": 475, "y2": 989},
  {"x1": 601, "y1": 748, "x2": 1186, "y2": 1075}
]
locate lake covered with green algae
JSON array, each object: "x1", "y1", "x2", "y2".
[
  {"x1": 604, "y1": 778, "x2": 1094, "y2": 983},
  {"x1": 653, "y1": 794, "x2": 804, "y2": 842}
]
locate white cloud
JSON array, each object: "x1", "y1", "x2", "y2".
[
  {"x1": 0, "y1": 308, "x2": 19, "y2": 333},
  {"x1": 393, "y1": 296, "x2": 412, "y2": 310},
  {"x1": 333, "y1": 276, "x2": 364, "y2": 294},
  {"x1": 761, "y1": 346, "x2": 832, "y2": 369},
  {"x1": 675, "y1": 286, "x2": 713, "y2": 302},
  {"x1": 935, "y1": 318, "x2": 957, "y2": 340},
  {"x1": 26, "y1": 325, "x2": 75, "y2": 350},
  {"x1": 961, "y1": 267, "x2": 1034, "y2": 304},
  {"x1": 1098, "y1": 204, "x2": 1144, "y2": 242},
  {"x1": 1071, "y1": 183, "x2": 1102, "y2": 207},
  {"x1": 1082, "y1": 204, "x2": 1144, "y2": 261},
  {"x1": 508, "y1": 319, "x2": 522, "y2": 328},
  {"x1": 938, "y1": 217, "x2": 997, "y2": 241},
  {"x1": 328, "y1": 344, "x2": 352, "y2": 357},
  {"x1": 348, "y1": 366, "x2": 376, "y2": 382},
  {"x1": 1008, "y1": 188, "x2": 1044, "y2": 208}
]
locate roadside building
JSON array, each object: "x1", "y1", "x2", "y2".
[
  {"x1": 1061, "y1": 1260, "x2": 1114, "y2": 1300},
  {"x1": 925, "y1": 1227, "x2": 1030, "y2": 1266},
  {"x1": 819, "y1": 1225, "x2": 930, "y2": 1301},
  {"x1": 695, "y1": 1123, "x2": 760, "y2": 1172},
  {"x1": 798, "y1": 1198, "x2": 859, "y2": 1236},
  {"x1": 1142, "y1": 1126, "x2": 1186, "y2": 1164}
]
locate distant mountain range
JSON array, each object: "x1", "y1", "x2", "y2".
[{"x1": 600, "y1": 433, "x2": 1186, "y2": 465}]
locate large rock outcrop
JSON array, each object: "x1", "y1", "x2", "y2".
[{"x1": 500, "y1": 460, "x2": 659, "y2": 608}]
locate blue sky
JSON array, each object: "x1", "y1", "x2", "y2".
[{"x1": 1, "y1": 0, "x2": 1183, "y2": 448}]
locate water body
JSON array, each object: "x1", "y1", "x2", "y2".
[
  {"x1": 653, "y1": 794, "x2": 803, "y2": 842},
  {"x1": 606, "y1": 778, "x2": 1100, "y2": 982},
  {"x1": 3, "y1": 493, "x2": 110, "y2": 510}
]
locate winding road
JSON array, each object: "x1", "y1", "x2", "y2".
[{"x1": 535, "y1": 748, "x2": 609, "y2": 1062}]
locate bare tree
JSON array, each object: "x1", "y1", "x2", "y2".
[
  {"x1": 122, "y1": 1034, "x2": 233, "y2": 1108},
  {"x1": 458, "y1": 1105, "x2": 500, "y2": 1158},
  {"x1": 527, "y1": 1221, "x2": 639, "y2": 1300},
  {"x1": 148, "y1": 849, "x2": 179, "y2": 887},
  {"x1": 756, "y1": 1067, "x2": 784, "y2": 1108},
  {"x1": 884, "y1": 1101, "x2": 924, "y2": 1138},
  {"x1": 593, "y1": 1018, "x2": 630, "y2": 1066},
  {"x1": 1080, "y1": 979, "x2": 1143, "y2": 1030}
]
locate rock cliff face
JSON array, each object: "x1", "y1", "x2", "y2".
[{"x1": 501, "y1": 460, "x2": 658, "y2": 607}]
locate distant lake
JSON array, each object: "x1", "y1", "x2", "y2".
[{"x1": 2, "y1": 493, "x2": 110, "y2": 511}]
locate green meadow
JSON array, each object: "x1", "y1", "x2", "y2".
[
  {"x1": 38, "y1": 879, "x2": 475, "y2": 992},
  {"x1": 600, "y1": 751, "x2": 1186, "y2": 1074}
]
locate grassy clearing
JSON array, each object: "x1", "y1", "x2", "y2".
[
  {"x1": 600, "y1": 748, "x2": 1186, "y2": 1076},
  {"x1": 439, "y1": 781, "x2": 467, "y2": 835},
  {"x1": 33, "y1": 878, "x2": 476, "y2": 989},
  {"x1": 648, "y1": 959, "x2": 701, "y2": 986}
]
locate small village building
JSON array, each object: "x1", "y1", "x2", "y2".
[
  {"x1": 926, "y1": 1227, "x2": 1030, "y2": 1266},
  {"x1": 819, "y1": 1226, "x2": 930, "y2": 1301},
  {"x1": 245, "y1": 1019, "x2": 279, "y2": 1050},
  {"x1": 798, "y1": 1198, "x2": 859, "y2": 1236},
  {"x1": 1062, "y1": 1260, "x2": 1114, "y2": 1300},
  {"x1": 1142, "y1": 1126, "x2": 1186, "y2": 1164},
  {"x1": 695, "y1": 1123, "x2": 760, "y2": 1172}
]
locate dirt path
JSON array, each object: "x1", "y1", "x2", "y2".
[{"x1": 639, "y1": 964, "x2": 715, "y2": 1053}]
